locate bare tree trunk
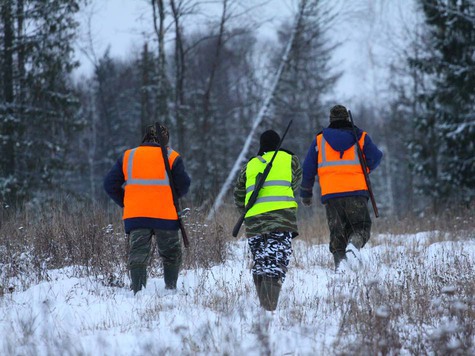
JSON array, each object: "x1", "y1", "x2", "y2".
[
  {"x1": 88, "y1": 90, "x2": 97, "y2": 198},
  {"x1": 14, "y1": 0, "x2": 26, "y2": 198},
  {"x1": 16, "y1": 0, "x2": 25, "y2": 104},
  {"x1": 151, "y1": 0, "x2": 170, "y2": 123},
  {"x1": 141, "y1": 42, "x2": 151, "y2": 133},
  {"x1": 170, "y1": 0, "x2": 186, "y2": 151},
  {"x1": 1, "y1": 0, "x2": 16, "y2": 201},
  {"x1": 381, "y1": 141, "x2": 394, "y2": 216},
  {"x1": 202, "y1": 0, "x2": 227, "y2": 122}
]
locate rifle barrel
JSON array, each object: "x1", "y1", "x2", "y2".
[
  {"x1": 348, "y1": 111, "x2": 379, "y2": 218},
  {"x1": 156, "y1": 123, "x2": 190, "y2": 247}
]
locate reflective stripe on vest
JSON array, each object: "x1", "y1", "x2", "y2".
[
  {"x1": 317, "y1": 132, "x2": 367, "y2": 197},
  {"x1": 122, "y1": 146, "x2": 179, "y2": 220},
  {"x1": 244, "y1": 151, "x2": 297, "y2": 218},
  {"x1": 124, "y1": 147, "x2": 174, "y2": 186},
  {"x1": 246, "y1": 180, "x2": 292, "y2": 194},
  {"x1": 318, "y1": 136, "x2": 360, "y2": 168}
]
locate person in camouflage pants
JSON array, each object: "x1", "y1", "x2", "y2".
[
  {"x1": 325, "y1": 196, "x2": 371, "y2": 264},
  {"x1": 104, "y1": 124, "x2": 191, "y2": 294},
  {"x1": 300, "y1": 105, "x2": 382, "y2": 271},
  {"x1": 128, "y1": 229, "x2": 182, "y2": 290},
  {"x1": 234, "y1": 129, "x2": 302, "y2": 311}
]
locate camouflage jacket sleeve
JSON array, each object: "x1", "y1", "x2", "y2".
[
  {"x1": 233, "y1": 164, "x2": 247, "y2": 213},
  {"x1": 291, "y1": 154, "x2": 302, "y2": 193}
]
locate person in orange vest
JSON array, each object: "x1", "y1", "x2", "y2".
[
  {"x1": 104, "y1": 124, "x2": 191, "y2": 294},
  {"x1": 300, "y1": 105, "x2": 382, "y2": 271}
]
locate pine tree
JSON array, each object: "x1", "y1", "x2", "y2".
[
  {"x1": 409, "y1": 0, "x2": 475, "y2": 209},
  {"x1": 92, "y1": 51, "x2": 142, "y2": 194},
  {"x1": 386, "y1": 21, "x2": 431, "y2": 215},
  {"x1": 0, "y1": 0, "x2": 86, "y2": 205}
]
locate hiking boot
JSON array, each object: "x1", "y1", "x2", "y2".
[
  {"x1": 130, "y1": 267, "x2": 147, "y2": 295},
  {"x1": 349, "y1": 234, "x2": 364, "y2": 249},
  {"x1": 345, "y1": 242, "x2": 362, "y2": 270},
  {"x1": 253, "y1": 274, "x2": 263, "y2": 290},
  {"x1": 253, "y1": 274, "x2": 266, "y2": 307},
  {"x1": 259, "y1": 276, "x2": 282, "y2": 311},
  {"x1": 164, "y1": 265, "x2": 179, "y2": 290},
  {"x1": 333, "y1": 251, "x2": 347, "y2": 272}
]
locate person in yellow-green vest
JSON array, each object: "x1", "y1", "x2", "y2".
[{"x1": 234, "y1": 130, "x2": 302, "y2": 311}]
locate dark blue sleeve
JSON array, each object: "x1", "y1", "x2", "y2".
[
  {"x1": 300, "y1": 138, "x2": 318, "y2": 198},
  {"x1": 171, "y1": 157, "x2": 191, "y2": 199},
  {"x1": 103, "y1": 157, "x2": 125, "y2": 207},
  {"x1": 363, "y1": 134, "x2": 383, "y2": 172}
]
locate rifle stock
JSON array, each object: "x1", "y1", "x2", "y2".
[
  {"x1": 232, "y1": 120, "x2": 293, "y2": 237},
  {"x1": 156, "y1": 123, "x2": 190, "y2": 247},
  {"x1": 348, "y1": 111, "x2": 379, "y2": 218},
  {"x1": 232, "y1": 214, "x2": 245, "y2": 237}
]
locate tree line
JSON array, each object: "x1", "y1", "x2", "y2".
[{"x1": 1, "y1": 0, "x2": 473, "y2": 217}]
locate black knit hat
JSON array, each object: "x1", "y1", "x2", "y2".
[
  {"x1": 329, "y1": 105, "x2": 349, "y2": 122},
  {"x1": 258, "y1": 130, "x2": 280, "y2": 155}
]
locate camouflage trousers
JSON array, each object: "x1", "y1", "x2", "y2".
[
  {"x1": 128, "y1": 228, "x2": 182, "y2": 269},
  {"x1": 248, "y1": 231, "x2": 293, "y2": 282},
  {"x1": 324, "y1": 196, "x2": 372, "y2": 254}
]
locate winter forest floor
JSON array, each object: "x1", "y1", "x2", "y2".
[{"x1": 0, "y1": 203, "x2": 474, "y2": 355}]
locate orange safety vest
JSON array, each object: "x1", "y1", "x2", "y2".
[
  {"x1": 316, "y1": 132, "x2": 368, "y2": 197},
  {"x1": 122, "y1": 146, "x2": 179, "y2": 220}
]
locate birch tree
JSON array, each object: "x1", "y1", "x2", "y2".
[
  {"x1": 270, "y1": 0, "x2": 341, "y2": 156},
  {"x1": 206, "y1": 0, "x2": 307, "y2": 220}
]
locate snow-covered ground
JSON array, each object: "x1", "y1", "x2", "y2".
[{"x1": 1, "y1": 232, "x2": 474, "y2": 355}]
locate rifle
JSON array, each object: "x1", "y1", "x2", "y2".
[
  {"x1": 232, "y1": 120, "x2": 293, "y2": 237},
  {"x1": 348, "y1": 110, "x2": 379, "y2": 218},
  {"x1": 155, "y1": 122, "x2": 190, "y2": 247}
]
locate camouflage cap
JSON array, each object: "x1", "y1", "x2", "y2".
[
  {"x1": 329, "y1": 105, "x2": 349, "y2": 122},
  {"x1": 142, "y1": 124, "x2": 169, "y2": 145}
]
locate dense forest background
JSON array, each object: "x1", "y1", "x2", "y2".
[{"x1": 1, "y1": 0, "x2": 474, "y2": 219}]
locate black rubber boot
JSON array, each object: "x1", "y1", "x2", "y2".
[
  {"x1": 259, "y1": 276, "x2": 282, "y2": 311},
  {"x1": 164, "y1": 265, "x2": 179, "y2": 290},
  {"x1": 253, "y1": 274, "x2": 266, "y2": 306},
  {"x1": 253, "y1": 274, "x2": 263, "y2": 290},
  {"x1": 130, "y1": 267, "x2": 147, "y2": 295},
  {"x1": 333, "y1": 251, "x2": 347, "y2": 271}
]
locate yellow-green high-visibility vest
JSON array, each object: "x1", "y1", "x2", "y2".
[{"x1": 245, "y1": 151, "x2": 297, "y2": 218}]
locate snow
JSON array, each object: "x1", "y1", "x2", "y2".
[{"x1": 1, "y1": 233, "x2": 474, "y2": 355}]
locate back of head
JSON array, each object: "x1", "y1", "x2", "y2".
[
  {"x1": 142, "y1": 124, "x2": 169, "y2": 145},
  {"x1": 329, "y1": 105, "x2": 349, "y2": 123},
  {"x1": 258, "y1": 129, "x2": 280, "y2": 155}
]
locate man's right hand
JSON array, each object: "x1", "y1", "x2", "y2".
[{"x1": 301, "y1": 197, "x2": 312, "y2": 207}]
